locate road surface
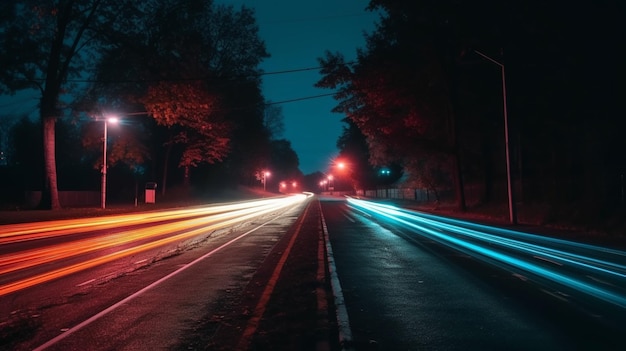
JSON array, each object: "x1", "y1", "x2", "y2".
[
  {"x1": 1, "y1": 195, "x2": 315, "y2": 350},
  {"x1": 2, "y1": 195, "x2": 625, "y2": 350},
  {"x1": 320, "y1": 196, "x2": 626, "y2": 350}
]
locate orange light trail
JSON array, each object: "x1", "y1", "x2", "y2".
[
  {"x1": 0, "y1": 198, "x2": 296, "y2": 243},
  {"x1": 0, "y1": 195, "x2": 310, "y2": 297}
]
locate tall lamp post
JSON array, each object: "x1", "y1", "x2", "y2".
[
  {"x1": 319, "y1": 180, "x2": 327, "y2": 192},
  {"x1": 102, "y1": 117, "x2": 118, "y2": 209},
  {"x1": 262, "y1": 170, "x2": 270, "y2": 192},
  {"x1": 474, "y1": 50, "x2": 516, "y2": 224},
  {"x1": 327, "y1": 175, "x2": 334, "y2": 193}
]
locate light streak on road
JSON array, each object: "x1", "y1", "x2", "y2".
[
  {"x1": 346, "y1": 197, "x2": 626, "y2": 310},
  {"x1": 0, "y1": 195, "x2": 309, "y2": 297},
  {"x1": 0, "y1": 198, "x2": 302, "y2": 243}
]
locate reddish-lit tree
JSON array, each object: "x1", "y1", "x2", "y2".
[
  {"x1": 142, "y1": 81, "x2": 230, "y2": 186},
  {"x1": 317, "y1": 42, "x2": 464, "y2": 207},
  {"x1": 83, "y1": 0, "x2": 269, "y2": 193}
]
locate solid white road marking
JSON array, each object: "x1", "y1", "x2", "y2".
[{"x1": 320, "y1": 201, "x2": 354, "y2": 348}]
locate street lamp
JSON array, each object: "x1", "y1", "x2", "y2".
[
  {"x1": 102, "y1": 117, "x2": 118, "y2": 209},
  {"x1": 474, "y1": 50, "x2": 516, "y2": 224},
  {"x1": 327, "y1": 175, "x2": 334, "y2": 193},
  {"x1": 262, "y1": 170, "x2": 270, "y2": 191}
]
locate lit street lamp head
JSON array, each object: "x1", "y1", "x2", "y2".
[{"x1": 262, "y1": 170, "x2": 271, "y2": 191}]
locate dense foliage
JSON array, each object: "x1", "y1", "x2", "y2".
[
  {"x1": 319, "y1": 0, "x2": 625, "y2": 222},
  {"x1": 0, "y1": 0, "x2": 299, "y2": 207}
]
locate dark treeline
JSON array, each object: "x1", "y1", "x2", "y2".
[
  {"x1": 0, "y1": 0, "x2": 301, "y2": 209},
  {"x1": 318, "y1": 0, "x2": 625, "y2": 229}
]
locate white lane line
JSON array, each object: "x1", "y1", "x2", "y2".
[
  {"x1": 343, "y1": 213, "x2": 356, "y2": 223},
  {"x1": 586, "y1": 274, "x2": 614, "y2": 287},
  {"x1": 320, "y1": 201, "x2": 354, "y2": 350},
  {"x1": 533, "y1": 255, "x2": 563, "y2": 266},
  {"x1": 75, "y1": 279, "x2": 95, "y2": 287},
  {"x1": 33, "y1": 217, "x2": 281, "y2": 351},
  {"x1": 134, "y1": 259, "x2": 147, "y2": 265},
  {"x1": 316, "y1": 202, "x2": 330, "y2": 350}
]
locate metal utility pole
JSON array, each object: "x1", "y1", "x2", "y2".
[
  {"x1": 475, "y1": 50, "x2": 516, "y2": 224},
  {"x1": 102, "y1": 119, "x2": 108, "y2": 209}
]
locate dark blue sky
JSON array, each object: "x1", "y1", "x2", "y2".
[{"x1": 222, "y1": 0, "x2": 380, "y2": 174}]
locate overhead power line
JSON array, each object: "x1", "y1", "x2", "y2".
[
  {"x1": 14, "y1": 62, "x2": 356, "y2": 84},
  {"x1": 0, "y1": 62, "x2": 351, "y2": 115},
  {"x1": 265, "y1": 92, "x2": 337, "y2": 106}
]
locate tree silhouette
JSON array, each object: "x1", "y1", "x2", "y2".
[
  {"x1": 84, "y1": 1, "x2": 269, "y2": 192},
  {"x1": 0, "y1": 1, "x2": 146, "y2": 209}
]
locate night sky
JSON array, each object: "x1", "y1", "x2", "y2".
[{"x1": 220, "y1": 0, "x2": 380, "y2": 175}]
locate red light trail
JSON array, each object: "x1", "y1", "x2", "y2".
[{"x1": 0, "y1": 195, "x2": 310, "y2": 297}]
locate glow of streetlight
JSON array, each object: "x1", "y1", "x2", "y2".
[{"x1": 327, "y1": 174, "x2": 335, "y2": 192}]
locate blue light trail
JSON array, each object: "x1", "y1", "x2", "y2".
[{"x1": 346, "y1": 197, "x2": 626, "y2": 311}]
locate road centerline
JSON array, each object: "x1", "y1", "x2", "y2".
[{"x1": 236, "y1": 201, "x2": 312, "y2": 349}]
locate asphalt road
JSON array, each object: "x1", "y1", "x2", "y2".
[
  {"x1": 1, "y1": 196, "x2": 316, "y2": 350},
  {"x1": 3, "y1": 195, "x2": 625, "y2": 350},
  {"x1": 320, "y1": 196, "x2": 625, "y2": 350}
]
